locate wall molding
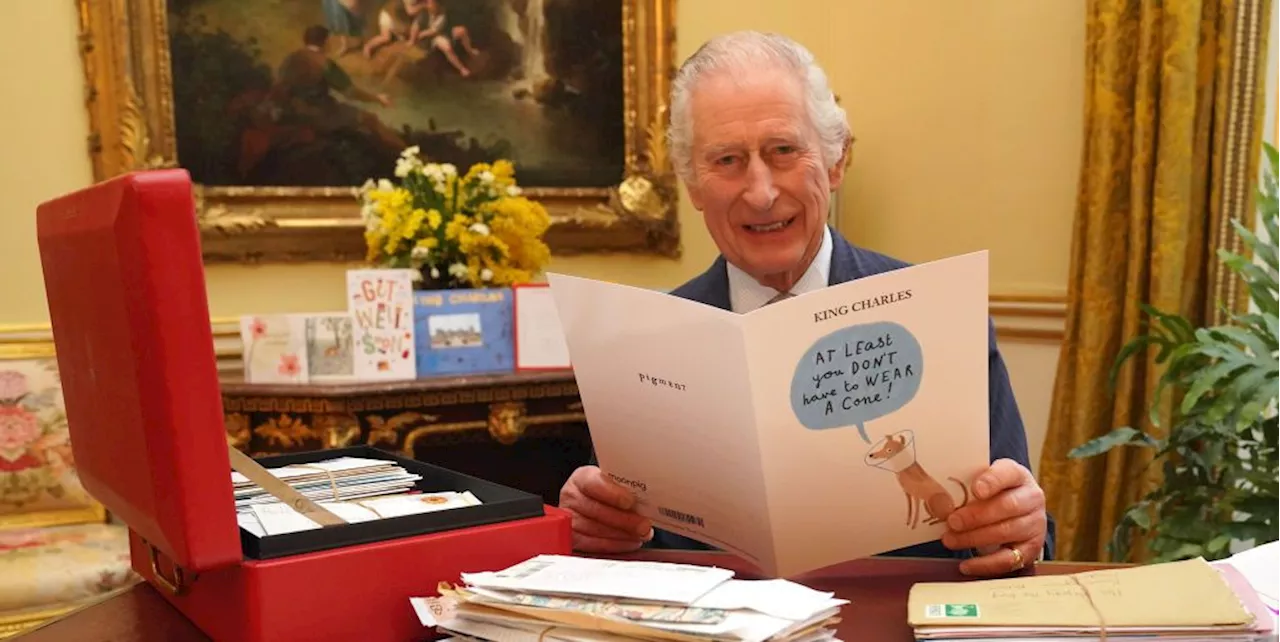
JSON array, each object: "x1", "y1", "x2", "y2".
[
  {"x1": 989, "y1": 295, "x2": 1066, "y2": 343},
  {"x1": 0, "y1": 293, "x2": 1068, "y2": 367}
]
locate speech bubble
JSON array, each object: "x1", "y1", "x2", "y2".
[{"x1": 789, "y1": 321, "x2": 924, "y2": 443}]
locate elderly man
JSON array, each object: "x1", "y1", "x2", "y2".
[{"x1": 558, "y1": 31, "x2": 1054, "y2": 578}]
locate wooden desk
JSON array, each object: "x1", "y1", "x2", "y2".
[
  {"x1": 219, "y1": 370, "x2": 591, "y2": 505},
  {"x1": 14, "y1": 552, "x2": 1117, "y2": 642}
]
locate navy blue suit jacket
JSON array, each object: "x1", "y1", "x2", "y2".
[{"x1": 591, "y1": 228, "x2": 1056, "y2": 561}]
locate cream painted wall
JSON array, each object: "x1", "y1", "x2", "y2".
[
  {"x1": 0, "y1": 0, "x2": 95, "y2": 327},
  {"x1": 0, "y1": 0, "x2": 1081, "y2": 324}
]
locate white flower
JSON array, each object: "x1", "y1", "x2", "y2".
[
  {"x1": 480, "y1": 268, "x2": 494, "y2": 282},
  {"x1": 478, "y1": 170, "x2": 494, "y2": 184},
  {"x1": 448, "y1": 262, "x2": 468, "y2": 278},
  {"x1": 506, "y1": 185, "x2": 522, "y2": 197},
  {"x1": 359, "y1": 179, "x2": 376, "y2": 195},
  {"x1": 394, "y1": 156, "x2": 418, "y2": 178},
  {"x1": 410, "y1": 270, "x2": 423, "y2": 282},
  {"x1": 469, "y1": 222, "x2": 490, "y2": 236},
  {"x1": 441, "y1": 164, "x2": 457, "y2": 176},
  {"x1": 377, "y1": 179, "x2": 394, "y2": 191},
  {"x1": 410, "y1": 246, "x2": 431, "y2": 259},
  {"x1": 430, "y1": 267, "x2": 440, "y2": 279},
  {"x1": 421, "y1": 164, "x2": 448, "y2": 192},
  {"x1": 399, "y1": 145, "x2": 421, "y2": 160}
]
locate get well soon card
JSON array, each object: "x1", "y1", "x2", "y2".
[{"x1": 547, "y1": 252, "x2": 991, "y2": 577}]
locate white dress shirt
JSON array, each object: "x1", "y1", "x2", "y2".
[{"x1": 725, "y1": 226, "x2": 834, "y2": 313}]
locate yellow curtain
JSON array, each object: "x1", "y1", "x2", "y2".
[{"x1": 1038, "y1": 0, "x2": 1272, "y2": 562}]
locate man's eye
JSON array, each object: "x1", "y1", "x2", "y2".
[
  {"x1": 774, "y1": 145, "x2": 796, "y2": 155},
  {"x1": 715, "y1": 156, "x2": 737, "y2": 166}
]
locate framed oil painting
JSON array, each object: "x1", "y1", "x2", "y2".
[{"x1": 76, "y1": 0, "x2": 680, "y2": 263}]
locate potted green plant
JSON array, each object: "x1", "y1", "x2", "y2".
[{"x1": 1069, "y1": 142, "x2": 1279, "y2": 563}]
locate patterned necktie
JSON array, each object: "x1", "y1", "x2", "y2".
[{"x1": 765, "y1": 291, "x2": 794, "y2": 306}]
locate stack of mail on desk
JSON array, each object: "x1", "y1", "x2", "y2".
[
  {"x1": 412, "y1": 554, "x2": 847, "y2": 642},
  {"x1": 906, "y1": 556, "x2": 1276, "y2": 642},
  {"x1": 1214, "y1": 542, "x2": 1279, "y2": 622},
  {"x1": 233, "y1": 456, "x2": 480, "y2": 536}
]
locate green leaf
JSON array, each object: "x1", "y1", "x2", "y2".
[
  {"x1": 1229, "y1": 312, "x2": 1277, "y2": 347},
  {"x1": 1156, "y1": 309, "x2": 1199, "y2": 344},
  {"x1": 1246, "y1": 236, "x2": 1277, "y2": 273},
  {"x1": 1126, "y1": 504, "x2": 1153, "y2": 529},
  {"x1": 1209, "y1": 326, "x2": 1274, "y2": 362},
  {"x1": 1166, "y1": 541, "x2": 1206, "y2": 561},
  {"x1": 1109, "y1": 335, "x2": 1162, "y2": 388},
  {"x1": 1179, "y1": 359, "x2": 1249, "y2": 413},
  {"x1": 1069, "y1": 427, "x2": 1158, "y2": 458}
]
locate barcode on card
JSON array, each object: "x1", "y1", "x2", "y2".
[
  {"x1": 925, "y1": 604, "x2": 944, "y2": 618},
  {"x1": 658, "y1": 507, "x2": 705, "y2": 527}
]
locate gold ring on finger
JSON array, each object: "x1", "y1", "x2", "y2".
[{"x1": 1008, "y1": 546, "x2": 1025, "y2": 572}]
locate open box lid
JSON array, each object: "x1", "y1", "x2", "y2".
[{"x1": 35, "y1": 169, "x2": 241, "y2": 573}]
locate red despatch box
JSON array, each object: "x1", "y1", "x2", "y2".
[{"x1": 35, "y1": 169, "x2": 573, "y2": 642}]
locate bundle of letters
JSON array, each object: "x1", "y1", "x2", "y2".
[
  {"x1": 906, "y1": 556, "x2": 1277, "y2": 642},
  {"x1": 234, "y1": 456, "x2": 481, "y2": 537},
  {"x1": 411, "y1": 554, "x2": 846, "y2": 642}
]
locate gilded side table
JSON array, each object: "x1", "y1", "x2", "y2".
[{"x1": 218, "y1": 370, "x2": 591, "y2": 505}]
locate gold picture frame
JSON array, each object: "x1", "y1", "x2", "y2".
[{"x1": 74, "y1": 0, "x2": 681, "y2": 263}]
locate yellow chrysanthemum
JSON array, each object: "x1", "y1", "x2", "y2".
[{"x1": 490, "y1": 159, "x2": 516, "y2": 187}]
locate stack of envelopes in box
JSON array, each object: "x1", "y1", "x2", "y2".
[
  {"x1": 234, "y1": 456, "x2": 482, "y2": 537},
  {"x1": 906, "y1": 557, "x2": 1276, "y2": 642},
  {"x1": 412, "y1": 555, "x2": 846, "y2": 642}
]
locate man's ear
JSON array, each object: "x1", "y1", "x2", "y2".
[
  {"x1": 685, "y1": 174, "x2": 706, "y2": 212},
  {"x1": 827, "y1": 136, "x2": 852, "y2": 188}
]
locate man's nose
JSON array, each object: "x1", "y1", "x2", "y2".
[{"x1": 741, "y1": 155, "x2": 778, "y2": 211}]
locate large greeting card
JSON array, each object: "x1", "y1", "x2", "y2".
[
  {"x1": 346, "y1": 269, "x2": 417, "y2": 381},
  {"x1": 547, "y1": 251, "x2": 991, "y2": 577}
]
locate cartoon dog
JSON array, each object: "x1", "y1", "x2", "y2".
[{"x1": 866, "y1": 434, "x2": 970, "y2": 529}]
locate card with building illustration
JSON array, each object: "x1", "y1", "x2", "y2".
[
  {"x1": 240, "y1": 314, "x2": 309, "y2": 384},
  {"x1": 303, "y1": 313, "x2": 356, "y2": 382},
  {"x1": 547, "y1": 251, "x2": 990, "y2": 577},
  {"x1": 413, "y1": 289, "x2": 515, "y2": 377},
  {"x1": 345, "y1": 269, "x2": 416, "y2": 381}
]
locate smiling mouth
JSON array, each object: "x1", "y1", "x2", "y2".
[{"x1": 743, "y1": 217, "x2": 797, "y2": 233}]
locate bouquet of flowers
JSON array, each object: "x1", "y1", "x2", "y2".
[{"x1": 360, "y1": 147, "x2": 552, "y2": 289}]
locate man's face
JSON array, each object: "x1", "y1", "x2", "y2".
[{"x1": 685, "y1": 68, "x2": 847, "y2": 290}]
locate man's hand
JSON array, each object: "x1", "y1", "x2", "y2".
[
  {"x1": 941, "y1": 458, "x2": 1047, "y2": 577},
  {"x1": 559, "y1": 466, "x2": 654, "y2": 553}
]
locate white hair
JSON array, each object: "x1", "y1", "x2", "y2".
[{"x1": 667, "y1": 31, "x2": 851, "y2": 183}]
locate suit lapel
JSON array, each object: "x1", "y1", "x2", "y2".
[
  {"x1": 701, "y1": 257, "x2": 733, "y2": 311},
  {"x1": 827, "y1": 226, "x2": 863, "y2": 285}
]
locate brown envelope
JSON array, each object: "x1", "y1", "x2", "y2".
[{"x1": 906, "y1": 557, "x2": 1254, "y2": 628}]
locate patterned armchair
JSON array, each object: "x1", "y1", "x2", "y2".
[{"x1": 0, "y1": 342, "x2": 135, "y2": 638}]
